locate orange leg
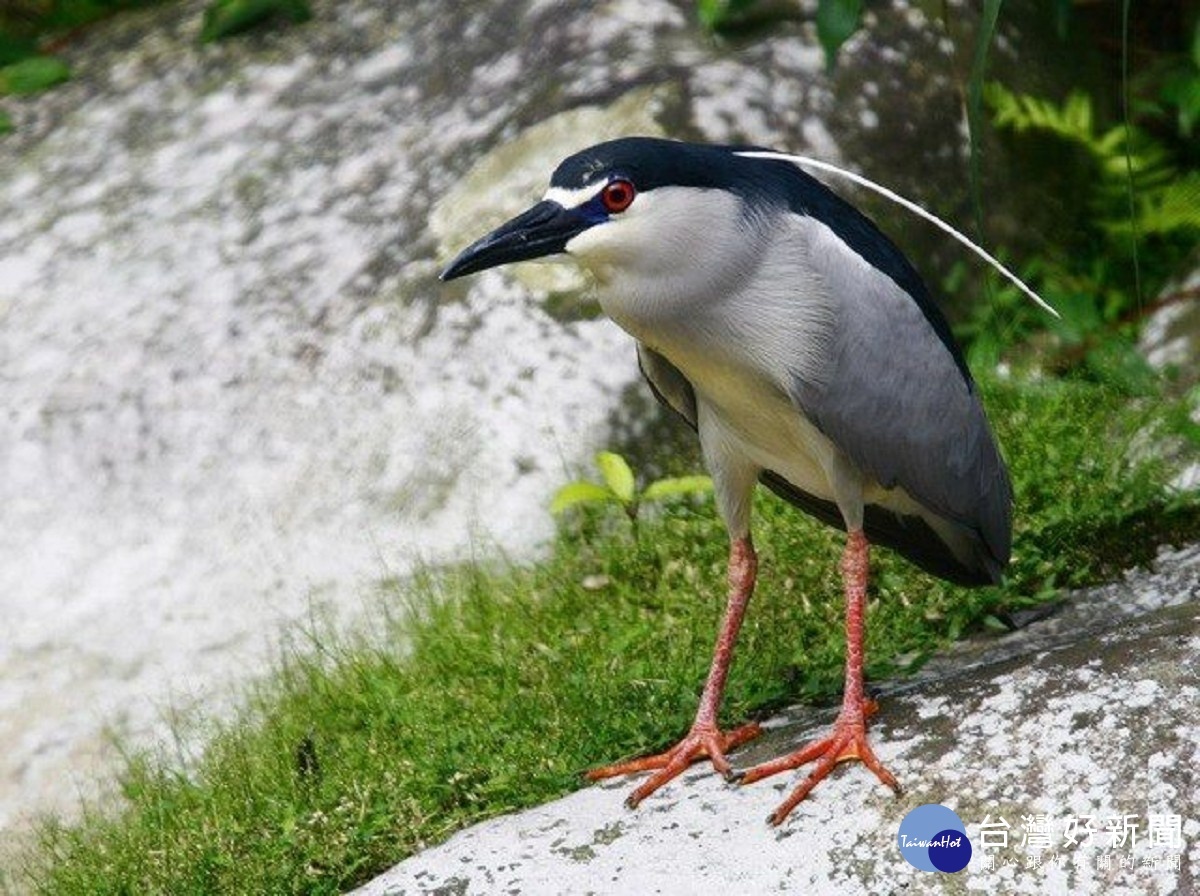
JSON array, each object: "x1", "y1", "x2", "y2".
[
  {"x1": 586, "y1": 536, "x2": 763, "y2": 807},
  {"x1": 737, "y1": 529, "x2": 901, "y2": 825}
]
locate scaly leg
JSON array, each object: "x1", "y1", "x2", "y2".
[
  {"x1": 737, "y1": 529, "x2": 901, "y2": 825},
  {"x1": 586, "y1": 536, "x2": 763, "y2": 807}
]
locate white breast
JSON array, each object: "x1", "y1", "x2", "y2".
[{"x1": 574, "y1": 203, "x2": 848, "y2": 500}]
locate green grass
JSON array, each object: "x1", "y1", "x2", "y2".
[{"x1": 10, "y1": 374, "x2": 1199, "y2": 895}]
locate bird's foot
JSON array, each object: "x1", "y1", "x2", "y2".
[
  {"x1": 736, "y1": 699, "x2": 900, "y2": 825},
  {"x1": 586, "y1": 721, "x2": 762, "y2": 808}
]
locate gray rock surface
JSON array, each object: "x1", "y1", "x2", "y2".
[
  {"x1": 1140, "y1": 269, "x2": 1200, "y2": 392},
  {"x1": 1139, "y1": 270, "x2": 1200, "y2": 492},
  {"x1": 357, "y1": 544, "x2": 1200, "y2": 895}
]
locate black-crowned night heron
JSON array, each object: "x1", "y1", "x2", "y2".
[{"x1": 441, "y1": 137, "x2": 1018, "y2": 825}]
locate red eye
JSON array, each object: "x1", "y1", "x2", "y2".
[{"x1": 601, "y1": 179, "x2": 636, "y2": 213}]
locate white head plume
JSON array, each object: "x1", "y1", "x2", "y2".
[{"x1": 736, "y1": 151, "x2": 1059, "y2": 319}]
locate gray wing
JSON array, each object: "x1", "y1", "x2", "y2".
[
  {"x1": 788, "y1": 225, "x2": 1012, "y2": 584},
  {"x1": 637, "y1": 343, "x2": 697, "y2": 430},
  {"x1": 637, "y1": 332, "x2": 1008, "y2": 585}
]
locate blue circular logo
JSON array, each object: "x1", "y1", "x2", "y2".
[{"x1": 897, "y1": 804, "x2": 972, "y2": 873}]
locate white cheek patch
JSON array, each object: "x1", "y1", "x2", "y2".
[
  {"x1": 543, "y1": 184, "x2": 603, "y2": 209},
  {"x1": 564, "y1": 187, "x2": 743, "y2": 278}
]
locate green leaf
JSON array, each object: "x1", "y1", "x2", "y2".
[
  {"x1": 642, "y1": 476, "x2": 714, "y2": 502},
  {"x1": 982, "y1": 614, "x2": 1010, "y2": 632},
  {"x1": 0, "y1": 109, "x2": 11, "y2": 135},
  {"x1": 0, "y1": 34, "x2": 37, "y2": 68},
  {"x1": 697, "y1": 0, "x2": 760, "y2": 31},
  {"x1": 200, "y1": 0, "x2": 312, "y2": 43},
  {"x1": 595, "y1": 452, "x2": 635, "y2": 504},
  {"x1": 0, "y1": 56, "x2": 70, "y2": 96},
  {"x1": 815, "y1": 0, "x2": 862, "y2": 71},
  {"x1": 697, "y1": 0, "x2": 724, "y2": 29},
  {"x1": 549, "y1": 482, "x2": 616, "y2": 515},
  {"x1": 1160, "y1": 70, "x2": 1200, "y2": 138}
]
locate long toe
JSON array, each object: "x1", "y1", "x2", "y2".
[
  {"x1": 586, "y1": 722, "x2": 762, "y2": 807},
  {"x1": 737, "y1": 713, "x2": 899, "y2": 826},
  {"x1": 736, "y1": 734, "x2": 835, "y2": 786}
]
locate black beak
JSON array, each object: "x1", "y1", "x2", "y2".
[{"x1": 440, "y1": 200, "x2": 594, "y2": 281}]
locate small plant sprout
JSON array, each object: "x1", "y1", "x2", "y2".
[{"x1": 551, "y1": 451, "x2": 713, "y2": 537}]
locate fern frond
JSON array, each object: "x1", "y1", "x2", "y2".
[
  {"x1": 987, "y1": 82, "x2": 1191, "y2": 239},
  {"x1": 1097, "y1": 131, "x2": 1174, "y2": 185},
  {"x1": 985, "y1": 83, "x2": 1097, "y2": 145},
  {"x1": 1103, "y1": 172, "x2": 1200, "y2": 237}
]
